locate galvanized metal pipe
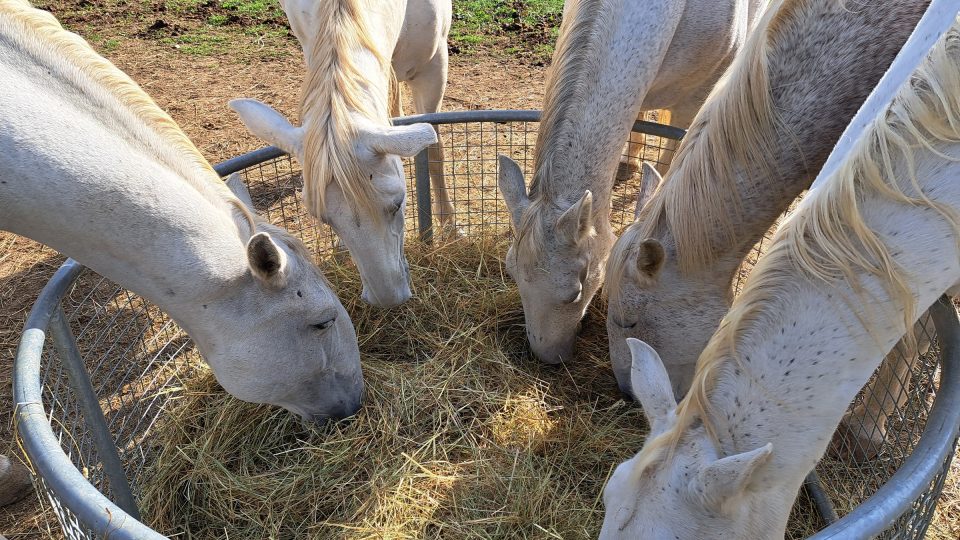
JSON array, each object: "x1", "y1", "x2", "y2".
[
  {"x1": 811, "y1": 295, "x2": 960, "y2": 539},
  {"x1": 13, "y1": 259, "x2": 165, "y2": 540},
  {"x1": 50, "y1": 305, "x2": 141, "y2": 520},
  {"x1": 213, "y1": 146, "x2": 285, "y2": 177},
  {"x1": 391, "y1": 109, "x2": 687, "y2": 141}
]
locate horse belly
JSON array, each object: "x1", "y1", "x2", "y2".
[
  {"x1": 641, "y1": 0, "x2": 749, "y2": 110},
  {"x1": 394, "y1": 0, "x2": 449, "y2": 81}
]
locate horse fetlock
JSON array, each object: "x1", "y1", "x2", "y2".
[
  {"x1": 0, "y1": 455, "x2": 32, "y2": 507},
  {"x1": 831, "y1": 409, "x2": 889, "y2": 463}
]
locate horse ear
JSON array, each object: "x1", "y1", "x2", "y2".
[
  {"x1": 364, "y1": 123, "x2": 437, "y2": 158},
  {"x1": 635, "y1": 162, "x2": 663, "y2": 219},
  {"x1": 229, "y1": 99, "x2": 305, "y2": 162},
  {"x1": 694, "y1": 444, "x2": 773, "y2": 511},
  {"x1": 626, "y1": 339, "x2": 676, "y2": 429},
  {"x1": 247, "y1": 232, "x2": 289, "y2": 288},
  {"x1": 557, "y1": 190, "x2": 594, "y2": 245},
  {"x1": 635, "y1": 238, "x2": 665, "y2": 278},
  {"x1": 497, "y1": 155, "x2": 530, "y2": 228},
  {"x1": 226, "y1": 173, "x2": 255, "y2": 211}
]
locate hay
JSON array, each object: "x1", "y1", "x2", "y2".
[
  {"x1": 69, "y1": 235, "x2": 957, "y2": 538},
  {"x1": 139, "y1": 237, "x2": 647, "y2": 539}
]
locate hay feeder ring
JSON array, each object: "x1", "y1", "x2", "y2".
[{"x1": 13, "y1": 110, "x2": 960, "y2": 539}]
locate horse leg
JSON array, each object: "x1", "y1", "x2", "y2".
[
  {"x1": 0, "y1": 454, "x2": 32, "y2": 507},
  {"x1": 389, "y1": 71, "x2": 404, "y2": 118},
  {"x1": 654, "y1": 105, "x2": 696, "y2": 176},
  {"x1": 832, "y1": 312, "x2": 934, "y2": 462},
  {"x1": 616, "y1": 111, "x2": 651, "y2": 184},
  {"x1": 406, "y1": 49, "x2": 458, "y2": 234}
]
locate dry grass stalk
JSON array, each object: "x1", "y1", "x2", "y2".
[
  {"x1": 136, "y1": 236, "x2": 952, "y2": 539},
  {"x1": 139, "y1": 237, "x2": 646, "y2": 539}
]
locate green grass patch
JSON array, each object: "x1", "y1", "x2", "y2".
[
  {"x1": 221, "y1": 0, "x2": 284, "y2": 18},
  {"x1": 207, "y1": 14, "x2": 229, "y2": 26},
  {"x1": 37, "y1": 0, "x2": 561, "y2": 64},
  {"x1": 161, "y1": 29, "x2": 230, "y2": 55},
  {"x1": 451, "y1": 0, "x2": 564, "y2": 60}
]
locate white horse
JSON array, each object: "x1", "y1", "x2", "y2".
[
  {"x1": 606, "y1": 0, "x2": 931, "y2": 395},
  {"x1": 0, "y1": 0, "x2": 363, "y2": 426},
  {"x1": 497, "y1": 0, "x2": 763, "y2": 364},
  {"x1": 230, "y1": 0, "x2": 452, "y2": 308},
  {"x1": 601, "y1": 13, "x2": 960, "y2": 538},
  {"x1": 619, "y1": 0, "x2": 766, "y2": 178}
]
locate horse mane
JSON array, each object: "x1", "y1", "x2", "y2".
[
  {"x1": 299, "y1": 0, "x2": 390, "y2": 225},
  {"x1": 0, "y1": 2, "x2": 233, "y2": 199},
  {"x1": 629, "y1": 15, "x2": 960, "y2": 484},
  {"x1": 2, "y1": 1, "x2": 302, "y2": 246},
  {"x1": 605, "y1": 0, "x2": 803, "y2": 298},
  {"x1": 513, "y1": 0, "x2": 607, "y2": 263}
]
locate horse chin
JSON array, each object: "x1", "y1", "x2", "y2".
[
  {"x1": 529, "y1": 335, "x2": 576, "y2": 365},
  {"x1": 361, "y1": 283, "x2": 412, "y2": 307}
]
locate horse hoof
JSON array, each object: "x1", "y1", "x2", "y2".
[
  {"x1": 615, "y1": 161, "x2": 641, "y2": 185},
  {"x1": 435, "y1": 222, "x2": 464, "y2": 239},
  {"x1": 0, "y1": 454, "x2": 33, "y2": 507},
  {"x1": 829, "y1": 415, "x2": 886, "y2": 463}
]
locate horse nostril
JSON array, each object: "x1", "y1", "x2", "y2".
[{"x1": 303, "y1": 414, "x2": 330, "y2": 429}]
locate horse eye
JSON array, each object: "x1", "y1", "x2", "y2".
[
  {"x1": 564, "y1": 288, "x2": 582, "y2": 305},
  {"x1": 311, "y1": 317, "x2": 336, "y2": 331}
]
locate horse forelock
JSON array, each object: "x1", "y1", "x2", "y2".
[
  {"x1": 299, "y1": 0, "x2": 391, "y2": 227},
  {"x1": 513, "y1": 199, "x2": 549, "y2": 270},
  {"x1": 513, "y1": 191, "x2": 604, "y2": 271},
  {"x1": 626, "y1": 12, "x2": 960, "y2": 489}
]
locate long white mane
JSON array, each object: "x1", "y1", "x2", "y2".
[{"x1": 629, "y1": 14, "x2": 960, "y2": 483}]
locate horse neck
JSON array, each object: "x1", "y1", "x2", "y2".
[
  {"x1": 700, "y1": 148, "x2": 960, "y2": 525},
  {"x1": 533, "y1": 0, "x2": 685, "y2": 209},
  {"x1": 662, "y1": 0, "x2": 930, "y2": 283},
  {"x1": 0, "y1": 52, "x2": 249, "y2": 334},
  {"x1": 2, "y1": 150, "x2": 248, "y2": 313}
]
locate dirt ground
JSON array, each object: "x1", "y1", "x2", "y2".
[{"x1": 1, "y1": 4, "x2": 958, "y2": 540}]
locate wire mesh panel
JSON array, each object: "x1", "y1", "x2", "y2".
[
  {"x1": 228, "y1": 115, "x2": 680, "y2": 252},
  {"x1": 13, "y1": 111, "x2": 959, "y2": 540},
  {"x1": 29, "y1": 269, "x2": 199, "y2": 539}
]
